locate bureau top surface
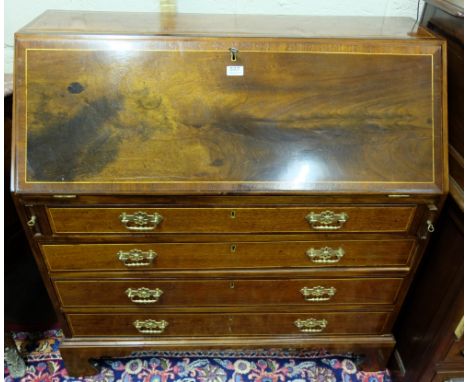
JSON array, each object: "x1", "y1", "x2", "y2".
[{"x1": 18, "y1": 10, "x2": 432, "y2": 39}]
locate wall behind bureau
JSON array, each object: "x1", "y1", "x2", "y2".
[{"x1": 4, "y1": 0, "x2": 420, "y2": 73}]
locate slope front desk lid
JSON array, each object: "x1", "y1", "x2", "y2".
[{"x1": 13, "y1": 18, "x2": 446, "y2": 194}]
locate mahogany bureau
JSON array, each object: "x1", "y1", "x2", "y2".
[{"x1": 12, "y1": 11, "x2": 447, "y2": 376}]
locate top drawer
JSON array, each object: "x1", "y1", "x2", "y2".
[{"x1": 47, "y1": 206, "x2": 416, "y2": 234}]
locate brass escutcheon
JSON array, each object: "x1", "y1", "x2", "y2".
[
  {"x1": 229, "y1": 47, "x2": 238, "y2": 61},
  {"x1": 305, "y1": 211, "x2": 348, "y2": 230},
  {"x1": 306, "y1": 246, "x2": 345, "y2": 264},
  {"x1": 300, "y1": 286, "x2": 337, "y2": 302},
  {"x1": 119, "y1": 211, "x2": 163, "y2": 231},
  {"x1": 294, "y1": 318, "x2": 328, "y2": 333},
  {"x1": 133, "y1": 319, "x2": 168, "y2": 334},
  {"x1": 125, "y1": 287, "x2": 163, "y2": 304}
]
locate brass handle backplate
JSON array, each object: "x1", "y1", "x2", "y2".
[
  {"x1": 300, "y1": 286, "x2": 337, "y2": 302},
  {"x1": 294, "y1": 318, "x2": 328, "y2": 333},
  {"x1": 133, "y1": 319, "x2": 168, "y2": 334},
  {"x1": 306, "y1": 246, "x2": 345, "y2": 264},
  {"x1": 305, "y1": 211, "x2": 348, "y2": 230},
  {"x1": 119, "y1": 211, "x2": 163, "y2": 231},
  {"x1": 117, "y1": 249, "x2": 157, "y2": 267},
  {"x1": 126, "y1": 287, "x2": 163, "y2": 304}
]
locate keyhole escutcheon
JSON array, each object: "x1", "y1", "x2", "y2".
[{"x1": 229, "y1": 47, "x2": 238, "y2": 62}]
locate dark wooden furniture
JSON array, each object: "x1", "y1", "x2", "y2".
[
  {"x1": 393, "y1": 196, "x2": 464, "y2": 382},
  {"x1": 391, "y1": 1, "x2": 463, "y2": 381},
  {"x1": 12, "y1": 11, "x2": 447, "y2": 376},
  {"x1": 421, "y1": 0, "x2": 464, "y2": 199}
]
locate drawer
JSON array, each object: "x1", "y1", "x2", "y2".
[
  {"x1": 55, "y1": 278, "x2": 404, "y2": 308},
  {"x1": 67, "y1": 311, "x2": 390, "y2": 337},
  {"x1": 41, "y1": 239, "x2": 415, "y2": 271},
  {"x1": 47, "y1": 206, "x2": 416, "y2": 234}
]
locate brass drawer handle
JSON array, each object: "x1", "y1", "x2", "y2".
[
  {"x1": 117, "y1": 249, "x2": 157, "y2": 267},
  {"x1": 126, "y1": 287, "x2": 163, "y2": 304},
  {"x1": 305, "y1": 211, "x2": 348, "y2": 230},
  {"x1": 119, "y1": 211, "x2": 163, "y2": 231},
  {"x1": 306, "y1": 246, "x2": 345, "y2": 264},
  {"x1": 133, "y1": 319, "x2": 168, "y2": 334},
  {"x1": 294, "y1": 318, "x2": 328, "y2": 333},
  {"x1": 454, "y1": 316, "x2": 464, "y2": 340},
  {"x1": 27, "y1": 215, "x2": 37, "y2": 227},
  {"x1": 300, "y1": 286, "x2": 336, "y2": 302}
]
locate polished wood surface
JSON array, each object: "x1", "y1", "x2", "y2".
[
  {"x1": 25, "y1": 50, "x2": 433, "y2": 188},
  {"x1": 14, "y1": 33, "x2": 445, "y2": 195},
  {"x1": 11, "y1": 10, "x2": 448, "y2": 376},
  {"x1": 47, "y1": 206, "x2": 417, "y2": 234},
  {"x1": 67, "y1": 311, "x2": 390, "y2": 337},
  {"x1": 54, "y1": 278, "x2": 403, "y2": 307},
  {"x1": 41, "y1": 239, "x2": 415, "y2": 271},
  {"x1": 18, "y1": 11, "x2": 432, "y2": 38}
]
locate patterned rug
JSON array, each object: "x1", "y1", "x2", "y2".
[{"x1": 4, "y1": 330, "x2": 391, "y2": 382}]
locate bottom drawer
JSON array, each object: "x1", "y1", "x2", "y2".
[{"x1": 68, "y1": 311, "x2": 390, "y2": 337}]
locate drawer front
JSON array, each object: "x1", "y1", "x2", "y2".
[
  {"x1": 67, "y1": 311, "x2": 390, "y2": 337},
  {"x1": 55, "y1": 278, "x2": 403, "y2": 307},
  {"x1": 47, "y1": 206, "x2": 416, "y2": 234},
  {"x1": 41, "y1": 239, "x2": 415, "y2": 271}
]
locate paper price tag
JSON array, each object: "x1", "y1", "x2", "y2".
[{"x1": 226, "y1": 66, "x2": 244, "y2": 76}]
